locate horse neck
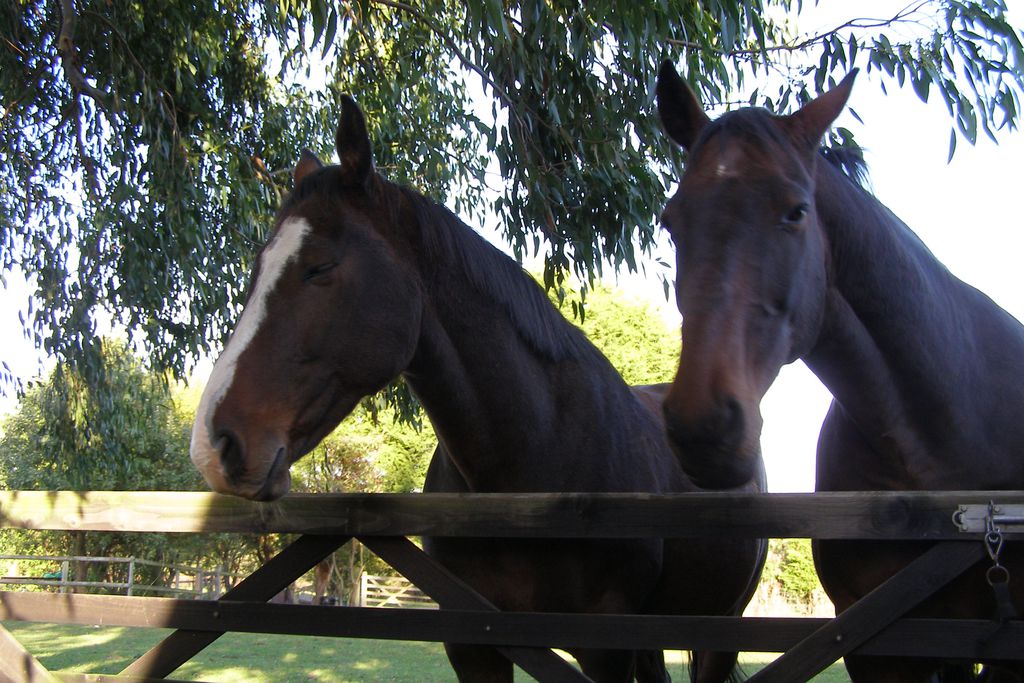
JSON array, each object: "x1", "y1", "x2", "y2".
[
  {"x1": 394, "y1": 199, "x2": 674, "y2": 493},
  {"x1": 805, "y1": 162, "x2": 1024, "y2": 486}
]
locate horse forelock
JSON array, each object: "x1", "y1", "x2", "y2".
[
  {"x1": 688, "y1": 108, "x2": 793, "y2": 170},
  {"x1": 694, "y1": 107, "x2": 872, "y2": 191},
  {"x1": 819, "y1": 145, "x2": 870, "y2": 188}
]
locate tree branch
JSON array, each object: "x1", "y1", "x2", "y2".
[
  {"x1": 368, "y1": 0, "x2": 516, "y2": 110},
  {"x1": 364, "y1": 0, "x2": 547, "y2": 189},
  {"x1": 667, "y1": 2, "x2": 931, "y2": 59},
  {"x1": 81, "y1": 9, "x2": 175, "y2": 130},
  {"x1": 57, "y1": 0, "x2": 112, "y2": 106}
]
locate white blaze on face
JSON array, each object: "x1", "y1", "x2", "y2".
[{"x1": 190, "y1": 217, "x2": 312, "y2": 487}]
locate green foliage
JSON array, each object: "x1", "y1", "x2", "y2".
[
  {"x1": 3, "y1": 1, "x2": 1022, "y2": 393},
  {"x1": 577, "y1": 288, "x2": 679, "y2": 386},
  {"x1": 554, "y1": 282, "x2": 680, "y2": 386},
  {"x1": 0, "y1": 338, "x2": 259, "y2": 581},
  {"x1": 761, "y1": 2, "x2": 1024, "y2": 161},
  {"x1": 0, "y1": 338, "x2": 197, "y2": 490},
  {"x1": 1, "y1": 1, "x2": 320, "y2": 385},
  {"x1": 762, "y1": 538, "x2": 824, "y2": 609},
  {"x1": 290, "y1": 406, "x2": 437, "y2": 494}
]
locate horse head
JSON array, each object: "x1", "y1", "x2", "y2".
[
  {"x1": 190, "y1": 97, "x2": 423, "y2": 500},
  {"x1": 655, "y1": 62, "x2": 855, "y2": 488}
]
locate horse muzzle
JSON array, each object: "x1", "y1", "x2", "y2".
[
  {"x1": 662, "y1": 395, "x2": 760, "y2": 489},
  {"x1": 190, "y1": 424, "x2": 293, "y2": 501}
]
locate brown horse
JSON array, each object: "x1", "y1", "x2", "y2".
[
  {"x1": 189, "y1": 96, "x2": 766, "y2": 682},
  {"x1": 655, "y1": 61, "x2": 1024, "y2": 681}
]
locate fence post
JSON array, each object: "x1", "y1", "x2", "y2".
[
  {"x1": 214, "y1": 566, "x2": 223, "y2": 599},
  {"x1": 126, "y1": 558, "x2": 135, "y2": 596},
  {"x1": 359, "y1": 571, "x2": 367, "y2": 607},
  {"x1": 59, "y1": 560, "x2": 69, "y2": 594},
  {"x1": 196, "y1": 569, "x2": 204, "y2": 599}
]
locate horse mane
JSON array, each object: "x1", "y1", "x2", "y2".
[
  {"x1": 820, "y1": 144, "x2": 870, "y2": 188},
  {"x1": 281, "y1": 165, "x2": 588, "y2": 363},
  {"x1": 394, "y1": 183, "x2": 590, "y2": 363}
]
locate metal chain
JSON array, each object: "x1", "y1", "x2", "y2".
[{"x1": 983, "y1": 501, "x2": 1017, "y2": 621}]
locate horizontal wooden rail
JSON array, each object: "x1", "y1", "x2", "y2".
[
  {"x1": 0, "y1": 554, "x2": 134, "y2": 564},
  {"x1": 0, "y1": 591, "x2": 1019, "y2": 661},
  {"x1": 0, "y1": 578, "x2": 129, "y2": 590},
  {"x1": 1, "y1": 490, "x2": 1023, "y2": 539},
  {"x1": 2, "y1": 491, "x2": 1022, "y2": 681}
]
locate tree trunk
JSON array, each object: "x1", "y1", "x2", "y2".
[{"x1": 70, "y1": 530, "x2": 87, "y2": 594}]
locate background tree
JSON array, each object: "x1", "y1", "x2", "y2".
[
  {"x1": 566, "y1": 284, "x2": 680, "y2": 385},
  {"x1": 0, "y1": 339, "x2": 259, "y2": 588},
  {"x1": 0, "y1": 339, "x2": 198, "y2": 492},
  {"x1": 753, "y1": 538, "x2": 828, "y2": 615},
  {"x1": 2, "y1": 1, "x2": 1021, "y2": 396}
]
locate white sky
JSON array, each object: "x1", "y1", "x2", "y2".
[{"x1": 2, "y1": 2, "x2": 1022, "y2": 493}]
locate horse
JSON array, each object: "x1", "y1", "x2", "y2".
[
  {"x1": 188, "y1": 95, "x2": 767, "y2": 682},
  {"x1": 654, "y1": 60, "x2": 1024, "y2": 681}
]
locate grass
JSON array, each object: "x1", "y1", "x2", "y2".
[{"x1": 4, "y1": 621, "x2": 851, "y2": 681}]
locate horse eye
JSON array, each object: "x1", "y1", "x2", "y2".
[
  {"x1": 304, "y1": 262, "x2": 338, "y2": 281},
  {"x1": 762, "y1": 300, "x2": 785, "y2": 317},
  {"x1": 783, "y1": 203, "x2": 809, "y2": 226}
]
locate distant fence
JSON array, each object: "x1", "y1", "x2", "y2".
[
  {"x1": 0, "y1": 554, "x2": 229, "y2": 598},
  {"x1": 0, "y1": 553, "x2": 429, "y2": 607},
  {"x1": 360, "y1": 573, "x2": 436, "y2": 608}
]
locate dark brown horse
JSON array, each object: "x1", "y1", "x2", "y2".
[
  {"x1": 655, "y1": 61, "x2": 1024, "y2": 681},
  {"x1": 189, "y1": 96, "x2": 766, "y2": 682}
]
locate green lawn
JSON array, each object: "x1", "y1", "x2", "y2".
[{"x1": 4, "y1": 621, "x2": 851, "y2": 681}]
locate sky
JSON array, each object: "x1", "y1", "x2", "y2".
[{"x1": 1, "y1": 2, "x2": 1023, "y2": 493}]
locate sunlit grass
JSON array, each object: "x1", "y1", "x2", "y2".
[{"x1": 5, "y1": 622, "x2": 851, "y2": 681}]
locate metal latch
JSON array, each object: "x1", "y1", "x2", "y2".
[{"x1": 953, "y1": 502, "x2": 1024, "y2": 533}]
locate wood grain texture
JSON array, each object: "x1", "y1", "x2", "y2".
[
  {"x1": 2, "y1": 490, "x2": 1022, "y2": 539},
  {"x1": 2, "y1": 590, "x2": 1021, "y2": 659}
]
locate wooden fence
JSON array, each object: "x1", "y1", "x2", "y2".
[
  {"x1": 360, "y1": 573, "x2": 436, "y2": 608},
  {"x1": 0, "y1": 554, "x2": 229, "y2": 599},
  {"x1": 0, "y1": 489, "x2": 1021, "y2": 682}
]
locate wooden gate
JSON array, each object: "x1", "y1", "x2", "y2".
[
  {"x1": 360, "y1": 573, "x2": 436, "y2": 608},
  {"x1": 0, "y1": 490, "x2": 1021, "y2": 682}
]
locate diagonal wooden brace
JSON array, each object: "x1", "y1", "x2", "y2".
[
  {"x1": 0, "y1": 621, "x2": 59, "y2": 683},
  {"x1": 121, "y1": 534, "x2": 350, "y2": 679},
  {"x1": 360, "y1": 536, "x2": 593, "y2": 682},
  {"x1": 749, "y1": 541, "x2": 987, "y2": 682}
]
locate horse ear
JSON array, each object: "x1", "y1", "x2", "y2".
[
  {"x1": 336, "y1": 95, "x2": 374, "y2": 187},
  {"x1": 294, "y1": 149, "x2": 323, "y2": 187},
  {"x1": 656, "y1": 60, "x2": 710, "y2": 151},
  {"x1": 787, "y1": 69, "x2": 858, "y2": 151}
]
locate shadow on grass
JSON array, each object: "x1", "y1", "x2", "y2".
[{"x1": 5, "y1": 622, "x2": 852, "y2": 682}]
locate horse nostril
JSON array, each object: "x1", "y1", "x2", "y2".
[
  {"x1": 663, "y1": 396, "x2": 745, "y2": 448},
  {"x1": 217, "y1": 429, "x2": 247, "y2": 483}
]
